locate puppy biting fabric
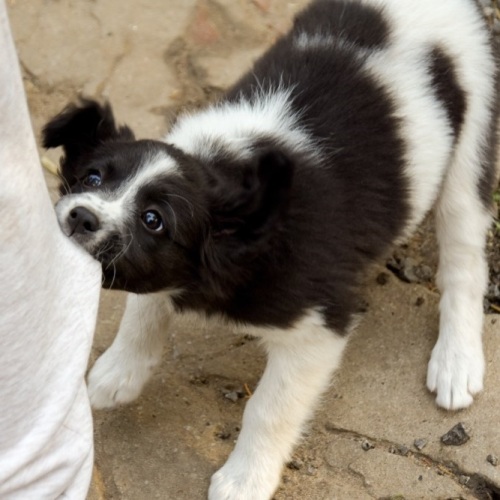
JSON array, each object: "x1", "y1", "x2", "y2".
[{"x1": 43, "y1": 1, "x2": 498, "y2": 498}]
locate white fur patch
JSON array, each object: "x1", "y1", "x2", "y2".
[
  {"x1": 427, "y1": 162, "x2": 491, "y2": 409},
  {"x1": 209, "y1": 311, "x2": 348, "y2": 500},
  {"x1": 55, "y1": 152, "x2": 180, "y2": 252},
  {"x1": 361, "y1": 0, "x2": 496, "y2": 234},
  {"x1": 294, "y1": 31, "x2": 375, "y2": 57},
  {"x1": 294, "y1": 32, "x2": 335, "y2": 50},
  {"x1": 166, "y1": 89, "x2": 319, "y2": 163},
  {"x1": 327, "y1": 0, "x2": 495, "y2": 409},
  {"x1": 359, "y1": 0, "x2": 495, "y2": 409},
  {"x1": 88, "y1": 292, "x2": 174, "y2": 408}
]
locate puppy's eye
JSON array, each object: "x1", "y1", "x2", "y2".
[
  {"x1": 82, "y1": 170, "x2": 102, "y2": 188},
  {"x1": 141, "y1": 210, "x2": 164, "y2": 233}
]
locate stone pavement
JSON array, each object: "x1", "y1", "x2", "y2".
[{"x1": 7, "y1": 0, "x2": 500, "y2": 498}]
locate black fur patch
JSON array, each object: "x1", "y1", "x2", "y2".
[
  {"x1": 202, "y1": 1, "x2": 409, "y2": 333},
  {"x1": 428, "y1": 46, "x2": 467, "y2": 140},
  {"x1": 103, "y1": 159, "x2": 210, "y2": 294},
  {"x1": 293, "y1": 0, "x2": 389, "y2": 50},
  {"x1": 42, "y1": 99, "x2": 136, "y2": 194}
]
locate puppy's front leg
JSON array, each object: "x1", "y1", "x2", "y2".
[
  {"x1": 426, "y1": 157, "x2": 491, "y2": 410},
  {"x1": 209, "y1": 314, "x2": 348, "y2": 500},
  {"x1": 88, "y1": 293, "x2": 172, "y2": 409}
]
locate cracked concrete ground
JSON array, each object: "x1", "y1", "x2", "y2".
[{"x1": 7, "y1": 0, "x2": 500, "y2": 498}]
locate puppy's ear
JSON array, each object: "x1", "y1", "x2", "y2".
[
  {"x1": 42, "y1": 98, "x2": 134, "y2": 164},
  {"x1": 200, "y1": 147, "x2": 294, "y2": 299},
  {"x1": 210, "y1": 147, "x2": 294, "y2": 238}
]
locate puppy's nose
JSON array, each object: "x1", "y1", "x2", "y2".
[{"x1": 67, "y1": 206, "x2": 100, "y2": 234}]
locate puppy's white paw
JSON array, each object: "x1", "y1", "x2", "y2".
[
  {"x1": 426, "y1": 337, "x2": 484, "y2": 410},
  {"x1": 208, "y1": 455, "x2": 281, "y2": 500},
  {"x1": 87, "y1": 347, "x2": 156, "y2": 409}
]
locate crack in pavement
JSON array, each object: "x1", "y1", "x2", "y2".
[{"x1": 324, "y1": 422, "x2": 500, "y2": 500}]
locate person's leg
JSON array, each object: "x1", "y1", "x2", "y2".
[{"x1": 0, "y1": 1, "x2": 101, "y2": 497}]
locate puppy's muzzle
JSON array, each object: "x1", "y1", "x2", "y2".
[{"x1": 67, "y1": 206, "x2": 100, "y2": 235}]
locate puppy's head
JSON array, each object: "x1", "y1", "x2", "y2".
[{"x1": 43, "y1": 99, "x2": 294, "y2": 297}]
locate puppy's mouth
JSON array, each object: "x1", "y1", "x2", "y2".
[
  {"x1": 56, "y1": 201, "x2": 130, "y2": 264},
  {"x1": 56, "y1": 201, "x2": 158, "y2": 293},
  {"x1": 91, "y1": 235, "x2": 135, "y2": 290},
  {"x1": 94, "y1": 233, "x2": 128, "y2": 265},
  {"x1": 62, "y1": 223, "x2": 127, "y2": 264}
]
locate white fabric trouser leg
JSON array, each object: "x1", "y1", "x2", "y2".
[{"x1": 0, "y1": 1, "x2": 101, "y2": 498}]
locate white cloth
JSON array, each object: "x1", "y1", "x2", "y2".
[{"x1": 0, "y1": 1, "x2": 101, "y2": 497}]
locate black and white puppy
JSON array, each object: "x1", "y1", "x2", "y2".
[{"x1": 43, "y1": 0, "x2": 498, "y2": 498}]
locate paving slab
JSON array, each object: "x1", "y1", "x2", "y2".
[{"x1": 7, "y1": 0, "x2": 500, "y2": 499}]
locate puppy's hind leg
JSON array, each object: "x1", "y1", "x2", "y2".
[
  {"x1": 209, "y1": 312, "x2": 349, "y2": 500},
  {"x1": 88, "y1": 293, "x2": 172, "y2": 409},
  {"x1": 427, "y1": 120, "x2": 495, "y2": 410}
]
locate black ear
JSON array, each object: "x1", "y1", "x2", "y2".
[
  {"x1": 199, "y1": 148, "x2": 294, "y2": 300},
  {"x1": 210, "y1": 148, "x2": 294, "y2": 238},
  {"x1": 42, "y1": 98, "x2": 134, "y2": 164}
]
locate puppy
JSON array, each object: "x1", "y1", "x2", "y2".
[{"x1": 43, "y1": 0, "x2": 498, "y2": 498}]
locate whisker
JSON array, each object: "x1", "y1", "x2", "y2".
[
  {"x1": 136, "y1": 294, "x2": 144, "y2": 337},
  {"x1": 57, "y1": 172, "x2": 71, "y2": 196},
  {"x1": 166, "y1": 193, "x2": 195, "y2": 218},
  {"x1": 95, "y1": 241, "x2": 114, "y2": 261},
  {"x1": 104, "y1": 232, "x2": 134, "y2": 271},
  {"x1": 107, "y1": 261, "x2": 117, "y2": 290},
  {"x1": 164, "y1": 202, "x2": 178, "y2": 239}
]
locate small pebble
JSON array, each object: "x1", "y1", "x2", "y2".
[
  {"x1": 441, "y1": 423, "x2": 470, "y2": 446},
  {"x1": 224, "y1": 391, "x2": 239, "y2": 403},
  {"x1": 376, "y1": 272, "x2": 389, "y2": 285},
  {"x1": 398, "y1": 445, "x2": 409, "y2": 456},
  {"x1": 400, "y1": 257, "x2": 420, "y2": 283},
  {"x1": 487, "y1": 454, "x2": 498, "y2": 466},
  {"x1": 459, "y1": 475, "x2": 470, "y2": 485},
  {"x1": 361, "y1": 440, "x2": 375, "y2": 451},
  {"x1": 415, "y1": 297, "x2": 425, "y2": 307},
  {"x1": 306, "y1": 465, "x2": 317, "y2": 476},
  {"x1": 414, "y1": 438, "x2": 427, "y2": 451},
  {"x1": 389, "y1": 444, "x2": 409, "y2": 456},
  {"x1": 414, "y1": 264, "x2": 433, "y2": 282},
  {"x1": 287, "y1": 459, "x2": 304, "y2": 470},
  {"x1": 386, "y1": 256, "x2": 432, "y2": 284}
]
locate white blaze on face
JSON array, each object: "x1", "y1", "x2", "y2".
[{"x1": 55, "y1": 151, "x2": 180, "y2": 253}]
